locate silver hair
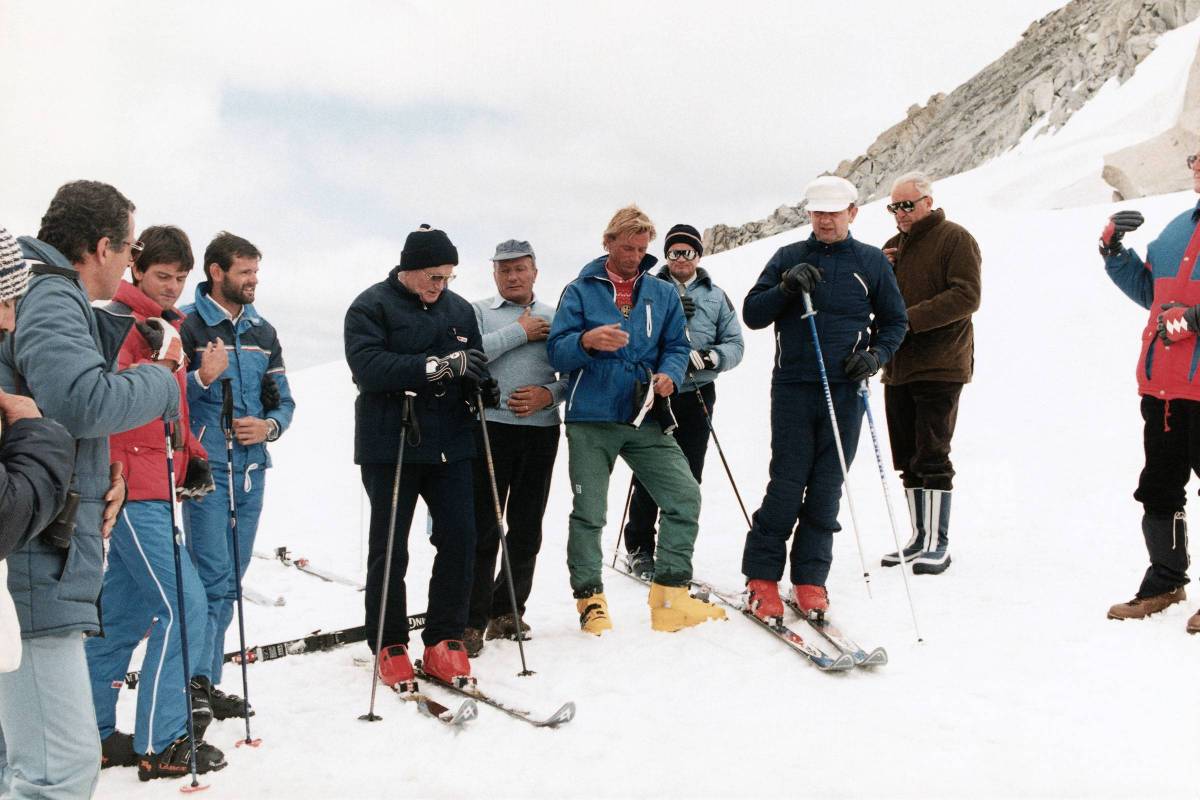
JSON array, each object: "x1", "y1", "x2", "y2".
[{"x1": 891, "y1": 171, "x2": 933, "y2": 197}]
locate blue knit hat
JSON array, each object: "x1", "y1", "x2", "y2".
[{"x1": 0, "y1": 227, "x2": 29, "y2": 302}]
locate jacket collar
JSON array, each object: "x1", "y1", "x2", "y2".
[
  {"x1": 580, "y1": 253, "x2": 659, "y2": 281},
  {"x1": 653, "y1": 265, "x2": 711, "y2": 288},
  {"x1": 1192, "y1": 199, "x2": 1200, "y2": 222},
  {"x1": 114, "y1": 280, "x2": 182, "y2": 322},
  {"x1": 193, "y1": 281, "x2": 262, "y2": 327},
  {"x1": 900, "y1": 208, "x2": 946, "y2": 242},
  {"x1": 806, "y1": 231, "x2": 857, "y2": 253},
  {"x1": 489, "y1": 293, "x2": 539, "y2": 309}
]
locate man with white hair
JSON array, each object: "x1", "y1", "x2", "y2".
[
  {"x1": 878, "y1": 171, "x2": 982, "y2": 575},
  {"x1": 740, "y1": 176, "x2": 907, "y2": 621}
]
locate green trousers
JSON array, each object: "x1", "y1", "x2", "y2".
[{"x1": 565, "y1": 422, "x2": 700, "y2": 592}]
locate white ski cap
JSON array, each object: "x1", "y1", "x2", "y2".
[{"x1": 804, "y1": 175, "x2": 859, "y2": 212}]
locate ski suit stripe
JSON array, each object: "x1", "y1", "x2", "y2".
[{"x1": 122, "y1": 506, "x2": 174, "y2": 754}]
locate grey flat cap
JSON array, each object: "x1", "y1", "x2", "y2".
[{"x1": 492, "y1": 239, "x2": 535, "y2": 261}]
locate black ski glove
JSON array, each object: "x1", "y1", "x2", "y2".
[
  {"x1": 260, "y1": 375, "x2": 281, "y2": 412},
  {"x1": 780, "y1": 263, "x2": 822, "y2": 296},
  {"x1": 179, "y1": 457, "x2": 216, "y2": 500},
  {"x1": 679, "y1": 295, "x2": 696, "y2": 319},
  {"x1": 475, "y1": 377, "x2": 501, "y2": 409},
  {"x1": 687, "y1": 349, "x2": 718, "y2": 374},
  {"x1": 843, "y1": 350, "x2": 881, "y2": 382},
  {"x1": 426, "y1": 349, "x2": 488, "y2": 384},
  {"x1": 1099, "y1": 210, "x2": 1145, "y2": 256}
]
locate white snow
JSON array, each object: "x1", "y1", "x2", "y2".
[{"x1": 94, "y1": 19, "x2": 1200, "y2": 800}]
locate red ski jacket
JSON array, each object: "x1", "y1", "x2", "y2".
[{"x1": 107, "y1": 281, "x2": 206, "y2": 501}]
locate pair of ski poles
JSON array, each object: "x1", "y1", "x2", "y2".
[
  {"x1": 164, "y1": 378, "x2": 259, "y2": 792},
  {"x1": 362, "y1": 386, "x2": 534, "y2": 722}
]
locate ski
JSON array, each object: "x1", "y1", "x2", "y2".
[
  {"x1": 413, "y1": 661, "x2": 576, "y2": 728},
  {"x1": 784, "y1": 598, "x2": 888, "y2": 668},
  {"x1": 607, "y1": 558, "x2": 852, "y2": 672},
  {"x1": 354, "y1": 657, "x2": 478, "y2": 727},
  {"x1": 243, "y1": 585, "x2": 286, "y2": 607},
  {"x1": 253, "y1": 546, "x2": 366, "y2": 591},
  {"x1": 124, "y1": 615, "x2": 427, "y2": 689}
]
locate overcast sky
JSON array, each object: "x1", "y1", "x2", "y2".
[{"x1": 0, "y1": 0, "x2": 1065, "y2": 366}]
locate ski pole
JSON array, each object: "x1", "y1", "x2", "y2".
[
  {"x1": 476, "y1": 389, "x2": 534, "y2": 677},
  {"x1": 801, "y1": 292, "x2": 872, "y2": 599},
  {"x1": 609, "y1": 477, "x2": 635, "y2": 568},
  {"x1": 692, "y1": 386, "x2": 752, "y2": 529},
  {"x1": 163, "y1": 420, "x2": 205, "y2": 792},
  {"x1": 361, "y1": 391, "x2": 416, "y2": 722},
  {"x1": 220, "y1": 379, "x2": 261, "y2": 748},
  {"x1": 858, "y1": 381, "x2": 924, "y2": 642}
]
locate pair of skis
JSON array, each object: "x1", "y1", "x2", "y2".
[
  {"x1": 606, "y1": 559, "x2": 886, "y2": 671},
  {"x1": 252, "y1": 546, "x2": 365, "y2": 591}
]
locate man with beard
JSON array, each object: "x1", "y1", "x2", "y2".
[{"x1": 180, "y1": 231, "x2": 295, "y2": 722}]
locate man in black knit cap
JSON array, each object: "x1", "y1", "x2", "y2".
[{"x1": 344, "y1": 225, "x2": 499, "y2": 688}]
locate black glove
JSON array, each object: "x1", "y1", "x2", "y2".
[
  {"x1": 1157, "y1": 302, "x2": 1200, "y2": 344},
  {"x1": 1099, "y1": 210, "x2": 1145, "y2": 256},
  {"x1": 780, "y1": 263, "x2": 822, "y2": 295},
  {"x1": 843, "y1": 350, "x2": 881, "y2": 382},
  {"x1": 687, "y1": 350, "x2": 718, "y2": 374},
  {"x1": 426, "y1": 349, "x2": 488, "y2": 384},
  {"x1": 679, "y1": 294, "x2": 696, "y2": 319},
  {"x1": 179, "y1": 457, "x2": 216, "y2": 500},
  {"x1": 260, "y1": 375, "x2": 281, "y2": 411}
]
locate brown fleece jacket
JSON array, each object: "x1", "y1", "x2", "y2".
[{"x1": 881, "y1": 208, "x2": 982, "y2": 384}]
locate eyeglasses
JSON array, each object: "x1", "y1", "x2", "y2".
[
  {"x1": 423, "y1": 270, "x2": 456, "y2": 285},
  {"x1": 666, "y1": 248, "x2": 698, "y2": 262},
  {"x1": 1188, "y1": 155, "x2": 1200, "y2": 169},
  {"x1": 886, "y1": 196, "x2": 928, "y2": 214},
  {"x1": 124, "y1": 240, "x2": 145, "y2": 260}
]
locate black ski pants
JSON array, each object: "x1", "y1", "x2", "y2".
[
  {"x1": 1132, "y1": 395, "x2": 1196, "y2": 595},
  {"x1": 361, "y1": 459, "x2": 475, "y2": 651},
  {"x1": 884, "y1": 380, "x2": 962, "y2": 490},
  {"x1": 623, "y1": 381, "x2": 715, "y2": 557},
  {"x1": 467, "y1": 422, "x2": 560, "y2": 629}
]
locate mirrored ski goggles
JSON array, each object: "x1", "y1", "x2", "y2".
[
  {"x1": 885, "y1": 196, "x2": 927, "y2": 214},
  {"x1": 1188, "y1": 154, "x2": 1200, "y2": 169},
  {"x1": 666, "y1": 248, "x2": 698, "y2": 262}
]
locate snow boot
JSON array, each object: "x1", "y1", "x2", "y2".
[
  {"x1": 1107, "y1": 586, "x2": 1187, "y2": 620},
  {"x1": 188, "y1": 677, "x2": 214, "y2": 738},
  {"x1": 575, "y1": 590, "x2": 613, "y2": 636},
  {"x1": 485, "y1": 613, "x2": 531, "y2": 641},
  {"x1": 100, "y1": 730, "x2": 138, "y2": 769},
  {"x1": 462, "y1": 627, "x2": 484, "y2": 658},
  {"x1": 912, "y1": 489, "x2": 952, "y2": 575},
  {"x1": 1136, "y1": 512, "x2": 1190, "y2": 599},
  {"x1": 1187, "y1": 608, "x2": 1200, "y2": 635},
  {"x1": 792, "y1": 584, "x2": 829, "y2": 621},
  {"x1": 881, "y1": 487, "x2": 931, "y2": 567},
  {"x1": 422, "y1": 640, "x2": 474, "y2": 687},
  {"x1": 648, "y1": 583, "x2": 725, "y2": 632},
  {"x1": 625, "y1": 549, "x2": 655, "y2": 582},
  {"x1": 376, "y1": 643, "x2": 417, "y2": 691},
  {"x1": 746, "y1": 578, "x2": 784, "y2": 622},
  {"x1": 137, "y1": 735, "x2": 226, "y2": 781}
]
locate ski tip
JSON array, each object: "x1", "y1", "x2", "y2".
[
  {"x1": 825, "y1": 653, "x2": 856, "y2": 672},
  {"x1": 861, "y1": 648, "x2": 888, "y2": 667},
  {"x1": 542, "y1": 701, "x2": 576, "y2": 727}
]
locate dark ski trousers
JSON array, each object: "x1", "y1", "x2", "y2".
[
  {"x1": 1132, "y1": 395, "x2": 1196, "y2": 596},
  {"x1": 467, "y1": 422, "x2": 560, "y2": 629},
  {"x1": 884, "y1": 380, "x2": 962, "y2": 491},
  {"x1": 742, "y1": 381, "x2": 862, "y2": 586},
  {"x1": 624, "y1": 381, "x2": 715, "y2": 557},
  {"x1": 361, "y1": 459, "x2": 475, "y2": 651}
]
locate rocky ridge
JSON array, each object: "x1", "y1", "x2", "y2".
[{"x1": 704, "y1": 0, "x2": 1200, "y2": 255}]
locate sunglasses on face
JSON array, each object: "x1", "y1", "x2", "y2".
[
  {"x1": 1188, "y1": 155, "x2": 1200, "y2": 169},
  {"x1": 886, "y1": 196, "x2": 928, "y2": 215},
  {"x1": 666, "y1": 248, "x2": 698, "y2": 262},
  {"x1": 125, "y1": 240, "x2": 145, "y2": 260},
  {"x1": 423, "y1": 270, "x2": 455, "y2": 285}
]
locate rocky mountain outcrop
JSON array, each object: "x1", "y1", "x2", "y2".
[{"x1": 704, "y1": 0, "x2": 1200, "y2": 255}]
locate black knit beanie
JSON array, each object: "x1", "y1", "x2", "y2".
[
  {"x1": 399, "y1": 225, "x2": 459, "y2": 271},
  {"x1": 664, "y1": 223, "x2": 703, "y2": 258}
]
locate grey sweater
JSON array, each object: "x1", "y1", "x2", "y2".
[{"x1": 472, "y1": 295, "x2": 568, "y2": 427}]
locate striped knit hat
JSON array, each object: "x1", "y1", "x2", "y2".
[{"x1": 0, "y1": 227, "x2": 29, "y2": 302}]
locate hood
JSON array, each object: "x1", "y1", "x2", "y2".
[{"x1": 17, "y1": 236, "x2": 73, "y2": 270}]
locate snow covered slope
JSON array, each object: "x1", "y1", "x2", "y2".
[{"x1": 95, "y1": 20, "x2": 1200, "y2": 800}]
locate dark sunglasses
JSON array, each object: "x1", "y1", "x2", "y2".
[
  {"x1": 666, "y1": 248, "x2": 698, "y2": 262},
  {"x1": 1188, "y1": 155, "x2": 1200, "y2": 169},
  {"x1": 886, "y1": 196, "x2": 928, "y2": 215}
]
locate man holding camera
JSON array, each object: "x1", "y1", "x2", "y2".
[{"x1": 0, "y1": 182, "x2": 179, "y2": 800}]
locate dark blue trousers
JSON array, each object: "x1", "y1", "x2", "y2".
[
  {"x1": 742, "y1": 381, "x2": 862, "y2": 586},
  {"x1": 361, "y1": 459, "x2": 476, "y2": 650}
]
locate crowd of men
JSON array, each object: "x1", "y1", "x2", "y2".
[{"x1": 11, "y1": 156, "x2": 1200, "y2": 796}]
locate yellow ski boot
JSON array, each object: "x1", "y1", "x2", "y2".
[
  {"x1": 576, "y1": 592, "x2": 613, "y2": 635},
  {"x1": 648, "y1": 583, "x2": 726, "y2": 632}
]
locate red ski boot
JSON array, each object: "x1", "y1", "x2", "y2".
[
  {"x1": 746, "y1": 579, "x2": 784, "y2": 622},
  {"x1": 422, "y1": 640, "x2": 476, "y2": 689},
  {"x1": 793, "y1": 584, "x2": 829, "y2": 621},
  {"x1": 377, "y1": 644, "x2": 416, "y2": 692}
]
